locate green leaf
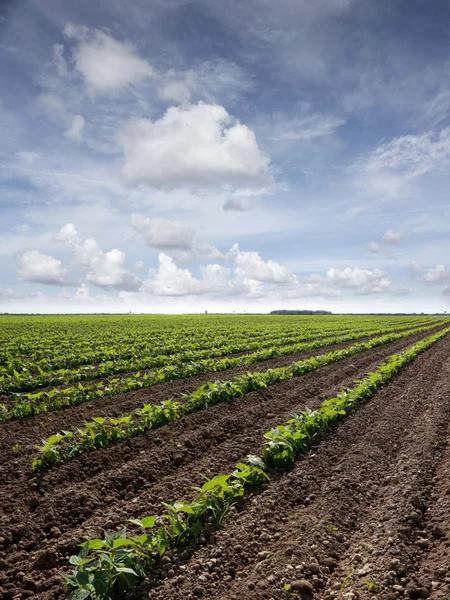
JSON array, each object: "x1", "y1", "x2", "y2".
[
  {"x1": 141, "y1": 515, "x2": 157, "y2": 529},
  {"x1": 92, "y1": 569, "x2": 109, "y2": 597},
  {"x1": 67, "y1": 587, "x2": 92, "y2": 599},
  {"x1": 115, "y1": 566, "x2": 138, "y2": 576},
  {"x1": 87, "y1": 539, "x2": 106, "y2": 551},
  {"x1": 79, "y1": 541, "x2": 91, "y2": 558},
  {"x1": 202, "y1": 475, "x2": 229, "y2": 491},
  {"x1": 112, "y1": 538, "x2": 135, "y2": 548}
]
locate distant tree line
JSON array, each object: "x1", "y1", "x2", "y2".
[{"x1": 269, "y1": 310, "x2": 332, "y2": 315}]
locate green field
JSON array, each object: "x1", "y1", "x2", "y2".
[{"x1": 1, "y1": 313, "x2": 449, "y2": 599}]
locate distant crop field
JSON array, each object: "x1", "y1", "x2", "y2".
[{"x1": 1, "y1": 314, "x2": 449, "y2": 599}]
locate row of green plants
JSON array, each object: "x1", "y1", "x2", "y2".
[
  {"x1": 0, "y1": 320, "x2": 384, "y2": 390},
  {"x1": 0, "y1": 319, "x2": 367, "y2": 374},
  {"x1": 3, "y1": 316, "x2": 427, "y2": 376},
  {"x1": 31, "y1": 322, "x2": 440, "y2": 470},
  {"x1": 2, "y1": 318, "x2": 433, "y2": 394},
  {"x1": 63, "y1": 326, "x2": 449, "y2": 599},
  {"x1": 1, "y1": 316, "x2": 439, "y2": 372},
  {"x1": 3, "y1": 313, "x2": 369, "y2": 357}
]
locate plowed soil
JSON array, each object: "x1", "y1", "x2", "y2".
[{"x1": 0, "y1": 328, "x2": 449, "y2": 600}]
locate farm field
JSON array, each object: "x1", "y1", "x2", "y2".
[{"x1": 1, "y1": 314, "x2": 450, "y2": 600}]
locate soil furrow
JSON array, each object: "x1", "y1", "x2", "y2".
[{"x1": 140, "y1": 332, "x2": 450, "y2": 600}]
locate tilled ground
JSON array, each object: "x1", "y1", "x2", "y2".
[
  {"x1": 145, "y1": 331, "x2": 450, "y2": 600},
  {"x1": 0, "y1": 328, "x2": 448, "y2": 599}
]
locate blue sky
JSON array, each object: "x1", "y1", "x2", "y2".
[{"x1": 1, "y1": 0, "x2": 450, "y2": 313}]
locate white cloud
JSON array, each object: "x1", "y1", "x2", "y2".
[
  {"x1": 327, "y1": 266, "x2": 391, "y2": 294},
  {"x1": 53, "y1": 43, "x2": 68, "y2": 77},
  {"x1": 409, "y1": 261, "x2": 423, "y2": 279},
  {"x1": 56, "y1": 223, "x2": 142, "y2": 291},
  {"x1": 55, "y1": 223, "x2": 79, "y2": 245},
  {"x1": 382, "y1": 229, "x2": 402, "y2": 244},
  {"x1": 64, "y1": 25, "x2": 154, "y2": 94},
  {"x1": 423, "y1": 265, "x2": 450, "y2": 284},
  {"x1": 144, "y1": 253, "x2": 203, "y2": 296},
  {"x1": 157, "y1": 59, "x2": 251, "y2": 106},
  {"x1": 304, "y1": 273, "x2": 324, "y2": 283},
  {"x1": 266, "y1": 112, "x2": 344, "y2": 142},
  {"x1": 363, "y1": 128, "x2": 450, "y2": 177},
  {"x1": 367, "y1": 241, "x2": 380, "y2": 254},
  {"x1": 197, "y1": 243, "x2": 228, "y2": 262},
  {"x1": 223, "y1": 187, "x2": 272, "y2": 211},
  {"x1": 17, "y1": 250, "x2": 70, "y2": 285},
  {"x1": 79, "y1": 240, "x2": 142, "y2": 291},
  {"x1": 130, "y1": 214, "x2": 195, "y2": 250},
  {"x1": 141, "y1": 246, "x2": 299, "y2": 298},
  {"x1": 228, "y1": 243, "x2": 294, "y2": 284},
  {"x1": 64, "y1": 115, "x2": 85, "y2": 143},
  {"x1": 119, "y1": 102, "x2": 272, "y2": 189},
  {"x1": 158, "y1": 70, "x2": 196, "y2": 104},
  {"x1": 223, "y1": 196, "x2": 253, "y2": 211},
  {"x1": 410, "y1": 262, "x2": 450, "y2": 286}
]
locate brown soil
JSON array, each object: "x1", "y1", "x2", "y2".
[
  {"x1": 144, "y1": 331, "x2": 450, "y2": 600},
  {"x1": 0, "y1": 328, "x2": 448, "y2": 599}
]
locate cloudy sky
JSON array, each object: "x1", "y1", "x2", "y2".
[{"x1": 1, "y1": 0, "x2": 450, "y2": 314}]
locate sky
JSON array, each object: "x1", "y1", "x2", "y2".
[{"x1": 1, "y1": 0, "x2": 450, "y2": 314}]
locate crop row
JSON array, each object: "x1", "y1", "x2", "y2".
[
  {"x1": 0, "y1": 315, "x2": 356, "y2": 359},
  {"x1": 1, "y1": 318, "x2": 435, "y2": 393},
  {"x1": 31, "y1": 322, "x2": 440, "y2": 470},
  {"x1": 0, "y1": 320, "x2": 379, "y2": 386},
  {"x1": 5, "y1": 321, "x2": 439, "y2": 424},
  {"x1": 62, "y1": 326, "x2": 450, "y2": 599},
  {"x1": 0, "y1": 315, "x2": 439, "y2": 371}
]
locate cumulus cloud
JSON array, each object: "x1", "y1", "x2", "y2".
[
  {"x1": 197, "y1": 243, "x2": 229, "y2": 262},
  {"x1": 55, "y1": 223, "x2": 79, "y2": 244},
  {"x1": 56, "y1": 223, "x2": 142, "y2": 291},
  {"x1": 130, "y1": 214, "x2": 195, "y2": 251},
  {"x1": 382, "y1": 229, "x2": 402, "y2": 244},
  {"x1": 64, "y1": 25, "x2": 154, "y2": 94},
  {"x1": 409, "y1": 261, "x2": 450, "y2": 286},
  {"x1": 64, "y1": 115, "x2": 85, "y2": 143},
  {"x1": 421, "y1": 264, "x2": 450, "y2": 284},
  {"x1": 327, "y1": 266, "x2": 391, "y2": 294},
  {"x1": 119, "y1": 102, "x2": 272, "y2": 189},
  {"x1": 17, "y1": 250, "x2": 70, "y2": 285},
  {"x1": 79, "y1": 240, "x2": 142, "y2": 291},
  {"x1": 228, "y1": 243, "x2": 294, "y2": 284},
  {"x1": 141, "y1": 246, "x2": 301, "y2": 298},
  {"x1": 409, "y1": 262, "x2": 450, "y2": 295},
  {"x1": 144, "y1": 253, "x2": 203, "y2": 296}
]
